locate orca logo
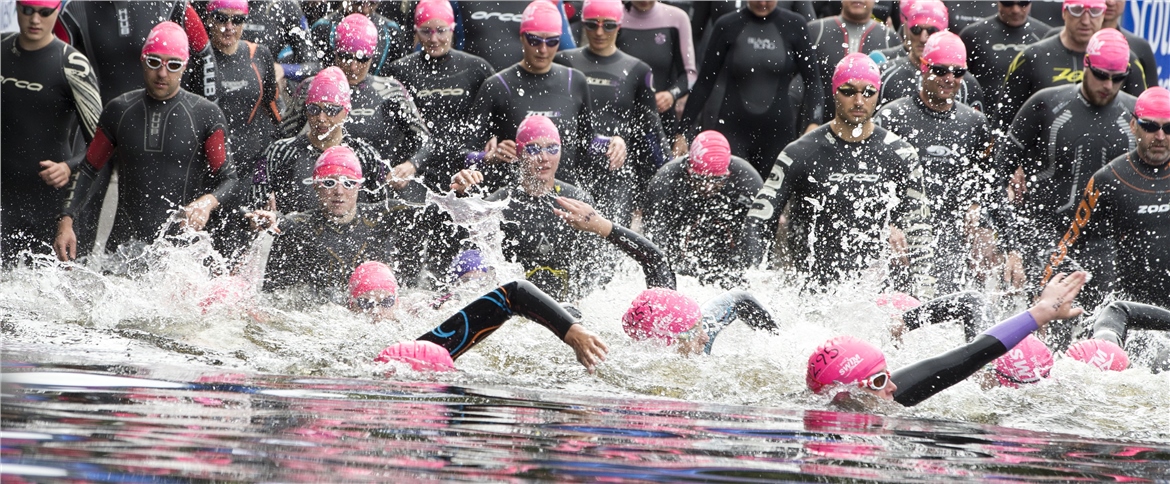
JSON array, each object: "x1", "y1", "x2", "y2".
[
  {"x1": 828, "y1": 173, "x2": 881, "y2": 183},
  {"x1": 1137, "y1": 204, "x2": 1170, "y2": 214},
  {"x1": 470, "y1": 11, "x2": 523, "y2": 22},
  {"x1": 992, "y1": 43, "x2": 1028, "y2": 52},
  {"x1": 0, "y1": 76, "x2": 44, "y2": 91},
  {"x1": 416, "y1": 87, "x2": 465, "y2": 98}
]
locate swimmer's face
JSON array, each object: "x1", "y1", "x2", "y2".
[
  {"x1": 921, "y1": 62, "x2": 962, "y2": 104},
  {"x1": 905, "y1": 23, "x2": 937, "y2": 61},
  {"x1": 336, "y1": 49, "x2": 372, "y2": 85},
  {"x1": 416, "y1": 19, "x2": 454, "y2": 58},
  {"x1": 1081, "y1": 59, "x2": 1126, "y2": 107},
  {"x1": 313, "y1": 174, "x2": 360, "y2": 219},
  {"x1": 306, "y1": 102, "x2": 348, "y2": 139},
  {"x1": 519, "y1": 137, "x2": 561, "y2": 187},
  {"x1": 16, "y1": 2, "x2": 58, "y2": 45},
  {"x1": 1132, "y1": 115, "x2": 1170, "y2": 167},
  {"x1": 997, "y1": 1, "x2": 1031, "y2": 28},
  {"x1": 142, "y1": 53, "x2": 186, "y2": 101},
  {"x1": 857, "y1": 367, "x2": 898, "y2": 400},
  {"x1": 747, "y1": 1, "x2": 777, "y2": 18},
  {"x1": 841, "y1": 0, "x2": 875, "y2": 22},
  {"x1": 520, "y1": 30, "x2": 560, "y2": 73},
  {"x1": 582, "y1": 16, "x2": 619, "y2": 53},
  {"x1": 1063, "y1": 3, "x2": 1104, "y2": 46},
  {"x1": 833, "y1": 80, "x2": 879, "y2": 126},
  {"x1": 207, "y1": 8, "x2": 245, "y2": 53},
  {"x1": 675, "y1": 327, "x2": 710, "y2": 356}
]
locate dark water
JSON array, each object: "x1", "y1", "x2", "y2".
[{"x1": 3, "y1": 356, "x2": 1169, "y2": 482}]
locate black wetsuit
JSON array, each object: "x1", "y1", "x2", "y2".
[
  {"x1": 416, "y1": 280, "x2": 581, "y2": 361},
  {"x1": 240, "y1": 0, "x2": 318, "y2": 82},
  {"x1": 741, "y1": 124, "x2": 936, "y2": 298},
  {"x1": 214, "y1": 41, "x2": 279, "y2": 169},
  {"x1": 943, "y1": 2, "x2": 999, "y2": 34},
  {"x1": 874, "y1": 94, "x2": 996, "y2": 293},
  {"x1": 892, "y1": 310, "x2": 1040, "y2": 406},
  {"x1": 1, "y1": 35, "x2": 102, "y2": 262},
  {"x1": 997, "y1": 36, "x2": 1147, "y2": 129},
  {"x1": 698, "y1": 290, "x2": 778, "y2": 354},
  {"x1": 644, "y1": 155, "x2": 762, "y2": 288},
  {"x1": 680, "y1": 7, "x2": 825, "y2": 177},
  {"x1": 283, "y1": 73, "x2": 431, "y2": 172},
  {"x1": 554, "y1": 47, "x2": 668, "y2": 225},
  {"x1": 386, "y1": 50, "x2": 496, "y2": 192},
  {"x1": 1087, "y1": 301, "x2": 1170, "y2": 369},
  {"x1": 996, "y1": 84, "x2": 1136, "y2": 284},
  {"x1": 466, "y1": 64, "x2": 603, "y2": 188},
  {"x1": 62, "y1": 89, "x2": 237, "y2": 251},
  {"x1": 264, "y1": 201, "x2": 430, "y2": 292},
  {"x1": 1043, "y1": 26, "x2": 1160, "y2": 93},
  {"x1": 1043, "y1": 151, "x2": 1170, "y2": 308},
  {"x1": 58, "y1": 1, "x2": 217, "y2": 103},
  {"x1": 807, "y1": 16, "x2": 902, "y2": 123},
  {"x1": 615, "y1": 2, "x2": 697, "y2": 137},
  {"x1": 902, "y1": 291, "x2": 995, "y2": 342},
  {"x1": 691, "y1": 1, "x2": 816, "y2": 44},
  {"x1": 309, "y1": 11, "x2": 409, "y2": 78},
  {"x1": 452, "y1": 1, "x2": 575, "y2": 72},
  {"x1": 959, "y1": 15, "x2": 1050, "y2": 112},
  {"x1": 252, "y1": 134, "x2": 387, "y2": 213},
  {"x1": 877, "y1": 56, "x2": 986, "y2": 112}
]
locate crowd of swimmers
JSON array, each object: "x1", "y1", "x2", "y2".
[{"x1": 2, "y1": 0, "x2": 1168, "y2": 408}]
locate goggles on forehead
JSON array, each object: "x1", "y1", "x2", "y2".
[{"x1": 1064, "y1": 4, "x2": 1105, "y2": 17}]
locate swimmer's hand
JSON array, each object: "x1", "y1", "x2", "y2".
[
  {"x1": 450, "y1": 169, "x2": 484, "y2": 195},
  {"x1": 553, "y1": 197, "x2": 612, "y2": 237},
  {"x1": 1028, "y1": 271, "x2": 1088, "y2": 326},
  {"x1": 38, "y1": 160, "x2": 71, "y2": 189},
  {"x1": 606, "y1": 135, "x2": 627, "y2": 170},
  {"x1": 484, "y1": 136, "x2": 518, "y2": 164},
  {"x1": 564, "y1": 323, "x2": 608, "y2": 373},
  {"x1": 180, "y1": 194, "x2": 219, "y2": 231},
  {"x1": 54, "y1": 215, "x2": 77, "y2": 261},
  {"x1": 387, "y1": 162, "x2": 416, "y2": 190},
  {"x1": 245, "y1": 209, "x2": 281, "y2": 233}
]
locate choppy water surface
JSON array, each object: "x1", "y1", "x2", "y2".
[{"x1": 2, "y1": 211, "x2": 1169, "y2": 481}]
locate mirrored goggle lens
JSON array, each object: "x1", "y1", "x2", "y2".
[
  {"x1": 143, "y1": 55, "x2": 186, "y2": 72},
  {"x1": 523, "y1": 144, "x2": 561, "y2": 156},
  {"x1": 305, "y1": 103, "x2": 345, "y2": 117}
]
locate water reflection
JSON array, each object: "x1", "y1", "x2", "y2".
[{"x1": 3, "y1": 362, "x2": 1168, "y2": 482}]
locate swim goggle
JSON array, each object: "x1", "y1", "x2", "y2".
[
  {"x1": 302, "y1": 176, "x2": 365, "y2": 190},
  {"x1": 354, "y1": 295, "x2": 397, "y2": 311},
  {"x1": 143, "y1": 55, "x2": 187, "y2": 73},
  {"x1": 523, "y1": 143, "x2": 561, "y2": 156},
  {"x1": 857, "y1": 370, "x2": 891, "y2": 391}
]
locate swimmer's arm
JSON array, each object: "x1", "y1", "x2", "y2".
[
  {"x1": 699, "y1": 291, "x2": 777, "y2": 354},
  {"x1": 553, "y1": 197, "x2": 676, "y2": 290}
]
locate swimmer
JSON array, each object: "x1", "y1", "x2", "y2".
[{"x1": 620, "y1": 287, "x2": 778, "y2": 356}]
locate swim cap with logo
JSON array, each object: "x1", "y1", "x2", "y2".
[
  {"x1": 622, "y1": 288, "x2": 702, "y2": 345},
  {"x1": 1134, "y1": 86, "x2": 1170, "y2": 120},
  {"x1": 807, "y1": 336, "x2": 887, "y2": 393},
  {"x1": 375, "y1": 341, "x2": 455, "y2": 371},
  {"x1": 1066, "y1": 339, "x2": 1129, "y2": 371},
  {"x1": 1084, "y1": 28, "x2": 1130, "y2": 73},
  {"x1": 993, "y1": 334, "x2": 1054, "y2": 388}
]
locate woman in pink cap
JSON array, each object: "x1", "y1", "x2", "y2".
[
  {"x1": 807, "y1": 271, "x2": 1087, "y2": 407},
  {"x1": 386, "y1": 0, "x2": 496, "y2": 195},
  {"x1": 307, "y1": 0, "x2": 409, "y2": 78},
  {"x1": 283, "y1": 13, "x2": 432, "y2": 198},
  {"x1": 464, "y1": 0, "x2": 627, "y2": 194}
]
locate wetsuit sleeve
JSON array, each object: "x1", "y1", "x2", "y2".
[
  {"x1": 604, "y1": 223, "x2": 676, "y2": 290},
  {"x1": 251, "y1": 140, "x2": 279, "y2": 207},
  {"x1": 672, "y1": 8, "x2": 698, "y2": 96},
  {"x1": 690, "y1": 2, "x2": 712, "y2": 46},
  {"x1": 901, "y1": 291, "x2": 991, "y2": 342},
  {"x1": 463, "y1": 76, "x2": 503, "y2": 164},
  {"x1": 699, "y1": 290, "x2": 778, "y2": 354},
  {"x1": 631, "y1": 64, "x2": 670, "y2": 170},
  {"x1": 202, "y1": 108, "x2": 238, "y2": 204},
  {"x1": 1090, "y1": 301, "x2": 1170, "y2": 347},
  {"x1": 789, "y1": 19, "x2": 825, "y2": 130},
  {"x1": 741, "y1": 148, "x2": 803, "y2": 266},
  {"x1": 277, "y1": 6, "x2": 319, "y2": 81},
  {"x1": 892, "y1": 311, "x2": 1037, "y2": 406},
  {"x1": 1122, "y1": 53, "x2": 1147, "y2": 97},
  {"x1": 416, "y1": 280, "x2": 581, "y2": 360},
  {"x1": 180, "y1": 3, "x2": 218, "y2": 102},
  {"x1": 280, "y1": 78, "x2": 310, "y2": 138},
  {"x1": 895, "y1": 149, "x2": 937, "y2": 300},
  {"x1": 61, "y1": 45, "x2": 102, "y2": 147},
  {"x1": 63, "y1": 105, "x2": 121, "y2": 219},
  {"x1": 381, "y1": 80, "x2": 433, "y2": 171},
  {"x1": 258, "y1": 46, "x2": 279, "y2": 118},
  {"x1": 556, "y1": 0, "x2": 576, "y2": 50},
  {"x1": 642, "y1": 164, "x2": 678, "y2": 238},
  {"x1": 965, "y1": 75, "x2": 986, "y2": 113},
  {"x1": 679, "y1": 17, "x2": 735, "y2": 134}
]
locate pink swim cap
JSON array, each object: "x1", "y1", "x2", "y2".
[
  {"x1": 622, "y1": 288, "x2": 702, "y2": 345},
  {"x1": 414, "y1": 0, "x2": 455, "y2": 27},
  {"x1": 349, "y1": 261, "x2": 399, "y2": 300},
  {"x1": 375, "y1": 341, "x2": 455, "y2": 372},
  {"x1": 306, "y1": 66, "x2": 352, "y2": 110},
  {"x1": 142, "y1": 21, "x2": 189, "y2": 61},
  {"x1": 582, "y1": 0, "x2": 624, "y2": 21},
  {"x1": 906, "y1": 0, "x2": 947, "y2": 31},
  {"x1": 806, "y1": 336, "x2": 887, "y2": 394},
  {"x1": 336, "y1": 13, "x2": 378, "y2": 58},
  {"x1": 520, "y1": 1, "x2": 562, "y2": 35},
  {"x1": 516, "y1": 115, "x2": 561, "y2": 149},
  {"x1": 689, "y1": 130, "x2": 731, "y2": 177},
  {"x1": 994, "y1": 335, "x2": 1054, "y2": 388},
  {"x1": 1134, "y1": 87, "x2": 1170, "y2": 120},
  {"x1": 1067, "y1": 339, "x2": 1129, "y2": 371},
  {"x1": 313, "y1": 145, "x2": 363, "y2": 179},
  {"x1": 1085, "y1": 28, "x2": 1130, "y2": 73},
  {"x1": 921, "y1": 31, "x2": 967, "y2": 70},
  {"x1": 875, "y1": 292, "x2": 922, "y2": 313},
  {"x1": 18, "y1": 0, "x2": 61, "y2": 8},
  {"x1": 207, "y1": 0, "x2": 248, "y2": 13},
  {"x1": 832, "y1": 53, "x2": 881, "y2": 92},
  {"x1": 898, "y1": 0, "x2": 919, "y2": 24}
]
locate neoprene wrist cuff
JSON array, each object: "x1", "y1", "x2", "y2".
[{"x1": 982, "y1": 311, "x2": 1038, "y2": 349}]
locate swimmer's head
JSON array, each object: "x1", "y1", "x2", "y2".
[
  {"x1": 414, "y1": 0, "x2": 455, "y2": 27},
  {"x1": 516, "y1": 114, "x2": 561, "y2": 149},
  {"x1": 519, "y1": 0, "x2": 562, "y2": 35},
  {"x1": 1134, "y1": 86, "x2": 1170, "y2": 120},
  {"x1": 582, "y1": 0, "x2": 624, "y2": 22},
  {"x1": 336, "y1": 13, "x2": 378, "y2": 60},
  {"x1": 1067, "y1": 339, "x2": 1130, "y2": 371},
  {"x1": 622, "y1": 288, "x2": 703, "y2": 347},
  {"x1": 689, "y1": 130, "x2": 732, "y2": 177},
  {"x1": 348, "y1": 261, "x2": 398, "y2": 318},
  {"x1": 142, "y1": 21, "x2": 189, "y2": 62},
  {"x1": 313, "y1": 145, "x2": 363, "y2": 180},
  {"x1": 375, "y1": 340, "x2": 455, "y2": 372},
  {"x1": 832, "y1": 53, "x2": 881, "y2": 93},
  {"x1": 306, "y1": 66, "x2": 353, "y2": 112},
  {"x1": 1085, "y1": 28, "x2": 1130, "y2": 73},
  {"x1": 448, "y1": 249, "x2": 489, "y2": 283},
  {"x1": 993, "y1": 334, "x2": 1054, "y2": 388},
  {"x1": 920, "y1": 31, "x2": 967, "y2": 71},
  {"x1": 807, "y1": 336, "x2": 892, "y2": 398}
]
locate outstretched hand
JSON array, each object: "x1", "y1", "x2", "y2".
[
  {"x1": 552, "y1": 197, "x2": 612, "y2": 237},
  {"x1": 1028, "y1": 271, "x2": 1089, "y2": 326},
  {"x1": 564, "y1": 324, "x2": 608, "y2": 373}
]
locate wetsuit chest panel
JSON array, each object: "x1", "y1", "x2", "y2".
[
  {"x1": 616, "y1": 28, "x2": 678, "y2": 92},
  {"x1": 1, "y1": 38, "x2": 75, "y2": 167},
  {"x1": 558, "y1": 50, "x2": 644, "y2": 131},
  {"x1": 727, "y1": 19, "x2": 789, "y2": 114},
  {"x1": 215, "y1": 45, "x2": 264, "y2": 127},
  {"x1": 457, "y1": 2, "x2": 526, "y2": 71}
]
